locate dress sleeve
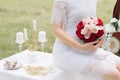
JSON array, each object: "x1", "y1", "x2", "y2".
[{"x1": 51, "y1": 0, "x2": 67, "y2": 28}]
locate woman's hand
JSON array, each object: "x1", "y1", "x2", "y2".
[{"x1": 80, "y1": 39, "x2": 104, "y2": 52}]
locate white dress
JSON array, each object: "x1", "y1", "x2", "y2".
[{"x1": 51, "y1": 0, "x2": 120, "y2": 80}]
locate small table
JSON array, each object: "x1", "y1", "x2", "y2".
[{"x1": 0, "y1": 50, "x2": 63, "y2": 80}]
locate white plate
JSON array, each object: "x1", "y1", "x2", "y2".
[
  {"x1": 4, "y1": 61, "x2": 22, "y2": 70},
  {"x1": 106, "y1": 37, "x2": 120, "y2": 53}
]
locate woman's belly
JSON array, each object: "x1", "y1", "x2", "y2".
[{"x1": 52, "y1": 25, "x2": 84, "y2": 54}]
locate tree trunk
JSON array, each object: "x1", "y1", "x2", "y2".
[{"x1": 113, "y1": 0, "x2": 120, "y2": 19}]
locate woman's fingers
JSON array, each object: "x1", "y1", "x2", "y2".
[
  {"x1": 95, "y1": 39, "x2": 104, "y2": 47},
  {"x1": 83, "y1": 39, "x2": 104, "y2": 52},
  {"x1": 99, "y1": 39, "x2": 104, "y2": 45}
]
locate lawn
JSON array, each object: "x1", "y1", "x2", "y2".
[{"x1": 0, "y1": 0, "x2": 116, "y2": 59}]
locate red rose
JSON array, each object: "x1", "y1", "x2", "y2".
[
  {"x1": 76, "y1": 29, "x2": 84, "y2": 39},
  {"x1": 83, "y1": 33, "x2": 97, "y2": 42},
  {"x1": 97, "y1": 18, "x2": 104, "y2": 26},
  {"x1": 77, "y1": 21, "x2": 84, "y2": 29},
  {"x1": 96, "y1": 30, "x2": 104, "y2": 37}
]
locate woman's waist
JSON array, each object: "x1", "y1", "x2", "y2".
[
  {"x1": 64, "y1": 26, "x2": 84, "y2": 43},
  {"x1": 53, "y1": 39, "x2": 84, "y2": 55},
  {"x1": 52, "y1": 39, "x2": 70, "y2": 53}
]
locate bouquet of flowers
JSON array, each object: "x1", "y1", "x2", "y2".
[{"x1": 76, "y1": 17, "x2": 104, "y2": 42}]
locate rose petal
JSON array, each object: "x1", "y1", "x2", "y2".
[
  {"x1": 76, "y1": 30, "x2": 84, "y2": 39},
  {"x1": 77, "y1": 21, "x2": 84, "y2": 29},
  {"x1": 96, "y1": 30, "x2": 104, "y2": 37},
  {"x1": 97, "y1": 18, "x2": 104, "y2": 26},
  {"x1": 83, "y1": 34, "x2": 97, "y2": 42}
]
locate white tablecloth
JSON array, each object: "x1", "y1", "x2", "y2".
[
  {"x1": 0, "y1": 50, "x2": 69, "y2": 80},
  {"x1": 0, "y1": 50, "x2": 101, "y2": 80}
]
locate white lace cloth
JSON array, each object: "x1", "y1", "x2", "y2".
[{"x1": 51, "y1": 0, "x2": 120, "y2": 80}]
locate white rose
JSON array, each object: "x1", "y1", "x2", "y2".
[
  {"x1": 118, "y1": 20, "x2": 120, "y2": 27},
  {"x1": 105, "y1": 24, "x2": 116, "y2": 32},
  {"x1": 81, "y1": 29, "x2": 86, "y2": 35},
  {"x1": 84, "y1": 35, "x2": 90, "y2": 39},
  {"x1": 92, "y1": 26, "x2": 98, "y2": 33},
  {"x1": 110, "y1": 18, "x2": 118, "y2": 23}
]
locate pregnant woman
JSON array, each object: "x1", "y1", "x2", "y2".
[{"x1": 51, "y1": 0, "x2": 120, "y2": 80}]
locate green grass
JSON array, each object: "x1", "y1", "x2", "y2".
[
  {"x1": 97, "y1": 0, "x2": 116, "y2": 23},
  {"x1": 0, "y1": 0, "x2": 117, "y2": 59}
]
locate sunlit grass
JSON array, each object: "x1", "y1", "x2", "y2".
[{"x1": 97, "y1": 0, "x2": 116, "y2": 23}]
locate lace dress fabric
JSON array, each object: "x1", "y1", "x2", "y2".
[
  {"x1": 51, "y1": 0, "x2": 120, "y2": 80},
  {"x1": 51, "y1": 0, "x2": 66, "y2": 24}
]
